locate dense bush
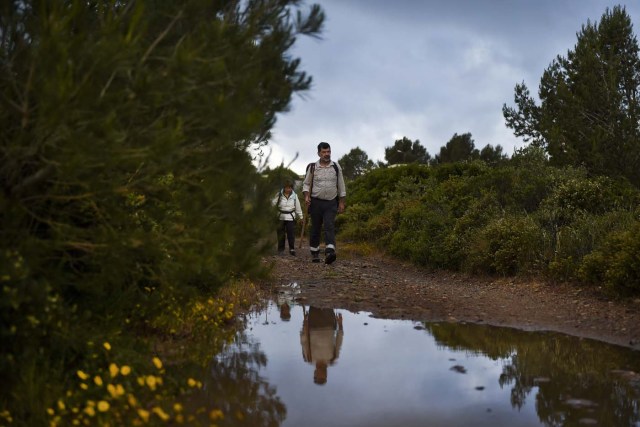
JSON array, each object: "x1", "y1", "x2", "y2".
[
  {"x1": 340, "y1": 155, "x2": 640, "y2": 296},
  {"x1": 579, "y1": 220, "x2": 640, "y2": 294},
  {"x1": 338, "y1": 203, "x2": 377, "y2": 241},
  {"x1": 347, "y1": 163, "x2": 431, "y2": 211},
  {"x1": 465, "y1": 214, "x2": 544, "y2": 275},
  {"x1": 0, "y1": 0, "x2": 323, "y2": 424},
  {"x1": 545, "y1": 211, "x2": 637, "y2": 281}
]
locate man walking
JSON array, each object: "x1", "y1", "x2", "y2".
[{"x1": 302, "y1": 142, "x2": 346, "y2": 264}]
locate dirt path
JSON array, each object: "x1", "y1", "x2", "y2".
[{"x1": 261, "y1": 247, "x2": 640, "y2": 349}]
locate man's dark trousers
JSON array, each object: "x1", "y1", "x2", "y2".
[{"x1": 309, "y1": 197, "x2": 337, "y2": 254}]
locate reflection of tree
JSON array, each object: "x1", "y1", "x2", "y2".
[
  {"x1": 426, "y1": 322, "x2": 640, "y2": 426},
  {"x1": 200, "y1": 331, "x2": 286, "y2": 427},
  {"x1": 498, "y1": 363, "x2": 531, "y2": 410}
]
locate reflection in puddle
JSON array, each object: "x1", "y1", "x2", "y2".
[
  {"x1": 300, "y1": 306, "x2": 343, "y2": 385},
  {"x1": 204, "y1": 300, "x2": 640, "y2": 427}
]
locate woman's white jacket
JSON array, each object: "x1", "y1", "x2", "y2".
[{"x1": 272, "y1": 190, "x2": 304, "y2": 221}]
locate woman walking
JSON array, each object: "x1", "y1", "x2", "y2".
[{"x1": 273, "y1": 180, "x2": 303, "y2": 255}]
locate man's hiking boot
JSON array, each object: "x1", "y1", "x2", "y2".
[
  {"x1": 311, "y1": 250, "x2": 320, "y2": 263},
  {"x1": 325, "y1": 249, "x2": 336, "y2": 265},
  {"x1": 289, "y1": 249, "x2": 296, "y2": 256}
]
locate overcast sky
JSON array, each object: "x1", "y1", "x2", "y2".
[{"x1": 263, "y1": 1, "x2": 640, "y2": 175}]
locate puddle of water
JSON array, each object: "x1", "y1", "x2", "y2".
[{"x1": 199, "y1": 298, "x2": 640, "y2": 427}]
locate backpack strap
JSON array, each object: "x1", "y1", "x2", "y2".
[
  {"x1": 306, "y1": 162, "x2": 316, "y2": 196},
  {"x1": 332, "y1": 163, "x2": 340, "y2": 191}
]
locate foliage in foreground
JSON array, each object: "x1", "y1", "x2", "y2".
[
  {"x1": 0, "y1": 0, "x2": 323, "y2": 424},
  {"x1": 339, "y1": 147, "x2": 640, "y2": 296}
]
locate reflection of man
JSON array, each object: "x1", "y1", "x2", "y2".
[{"x1": 300, "y1": 306, "x2": 343, "y2": 385}]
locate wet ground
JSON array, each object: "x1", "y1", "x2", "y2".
[
  {"x1": 203, "y1": 300, "x2": 640, "y2": 427},
  {"x1": 259, "y1": 247, "x2": 640, "y2": 350}
]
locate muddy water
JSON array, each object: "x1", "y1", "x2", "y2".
[{"x1": 202, "y1": 298, "x2": 640, "y2": 427}]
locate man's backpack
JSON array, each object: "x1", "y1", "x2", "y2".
[{"x1": 306, "y1": 162, "x2": 339, "y2": 176}]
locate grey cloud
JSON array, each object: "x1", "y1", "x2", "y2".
[{"x1": 269, "y1": 0, "x2": 640, "y2": 174}]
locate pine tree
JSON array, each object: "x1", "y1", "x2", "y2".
[
  {"x1": 433, "y1": 133, "x2": 479, "y2": 164},
  {"x1": 0, "y1": 0, "x2": 324, "y2": 420},
  {"x1": 384, "y1": 137, "x2": 431, "y2": 165},
  {"x1": 503, "y1": 6, "x2": 640, "y2": 186}
]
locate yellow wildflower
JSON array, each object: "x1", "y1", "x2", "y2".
[
  {"x1": 187, "y1": 378, "x2": 197, "y2": 387},
  {"x1": 57, "y1": 400, "x2": 65, "y2": 411},
  {"x1": 76, "y1": 370, "x2": 89, "y2": 380},
  {"x1": 120, "y1": 365, "x2": 131, "y2": 376},
  {"x1": 152, "y1": 407, "x2": 170, "y2": 421},
  {"x1": 209, "y1": 409, "x2": 224, "y2": 420},
  {"x1": 145, "y1": 375, "x2": 157, "y2": 391},
  {"x1": 152, "y1": 357, "x2": 162, "y2": 370},
  {"x1": 83, "y1": 407, "x2": 95, "y2": 417},
  {"x1": 103, "y1": 342, "x2": 111, "y2": 351},
  {"x1": 137, "y1": 408, "x2": 150, "y2": 422},
  {"x1": 107, "y1": 384, "x2": 118, "y2": 398},
  {"x1": 137, "y1": 376, "x2": 145, "y2": 386},
  {"x1": 173, "y1": 403, "x2": 183, "y2": 412},
  {"x1": 97, "y1": 401, "x2": 110, "y2": 412},
  {"x1": 79, "y1": 383, "x2": 88, "y2": 390},
  {"x1": 46, "y1": 408, "x2": 55, "y2": 416},
  {"x1": 94, "y1": 376, "x2": 103, "y2": 386},
  {"x1": 127, "y1": 394, "x2": 138, "y2": 407},
  {"x1": 109, "y1": 363, "x2": 119, "y2": 378}
]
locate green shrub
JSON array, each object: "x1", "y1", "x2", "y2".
[
  {"x1": 347, "y1": 164, "x2": 431, "y2": 211},
  {"x1": 539, "y1": 174, "x2": 634, "y2": 227},
  {"x1": 546, "y1": 211, "x2": 637, "y2": 281},
  {"x1": 385, "y1": 200, "x2": 454, "y2": 268},
  {"x1": 443, "y1": 192, "x2": 503, "y2": 269},
  {"x1": 465, "y1": 214, "x2": 544, "y2": 275},
  {"x1": 579, "y1": 220, "x2": 640, "y2": 295},
  {"x1": 431, "y1": 160, "x2": 487, "y2": 183},
  {"x1": 338, "y1": 203, "x2": 376, "y2": 241}
]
